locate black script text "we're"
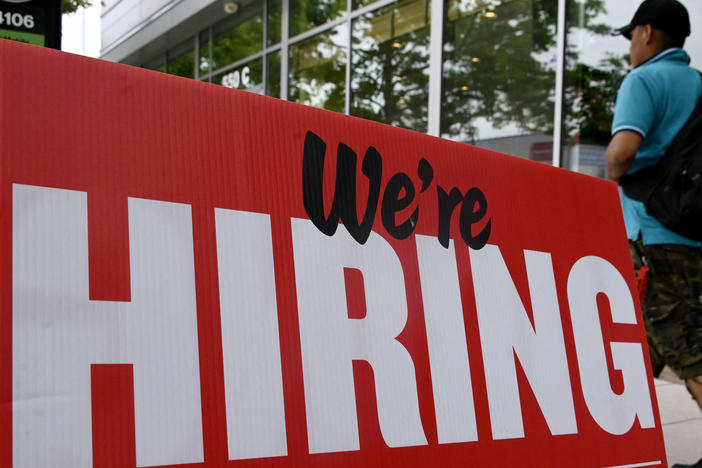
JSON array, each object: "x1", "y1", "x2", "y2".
[{"x1": 301, "y1": 131, "x2": 491, "y2": 250}]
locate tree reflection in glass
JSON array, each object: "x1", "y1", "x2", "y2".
[
  {"x1": 353, "y1": 0, "x2": 381, "y2": 8},
  {"x1": 289, "y1": 26, "x2": 347, "y2": 112},
  {"x1": 268, "y1": 0, "x2": 282, "y2": 46},
  {"x1": 199, "y1": 30, "x2": 211, "y2": 77},
  {"x1": 351, "y1": 0, "x2": 430, "y2": 132},
  {"x1": 267, "y1": 52, "x2": 281, "y2": 98},
  {"x1": 563, "y1": 0, "x2": 629, "y2": 176},
  {"x1": 290, "y1": 0, "x2": 347, "y2": 37},
  {"x1": 441, "y1": 0, "x2": 557, "y2": 148},
  {"x1": 212, "y1": 4, "x2": 264, "y2": 71},
  {"x1": 145, "y1": 55, "x2": 165, "y2": 73},
  {"x1": 168, "y1": 40, "x2": 195, "y2": 78}
]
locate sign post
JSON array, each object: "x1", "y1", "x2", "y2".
[
  {"x1": 0, "y1": 0, "x2": 61, "y2": 48},
  {"x1": 0, "y1": 40, "x2": 668, "y2": 468}
]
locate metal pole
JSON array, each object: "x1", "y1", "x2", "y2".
[
  {"x1": 427, "y1": 0, "x2": 444, "y2": 137},
  {"x1": 552, "y1": 0, "x2": 567, "y2": 167},
  {"x1": 281, "y1": 0, "x2": 290, "y2": 100}
]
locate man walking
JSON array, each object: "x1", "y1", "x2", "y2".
[{"x1": 606, "y1": 1, "x2": 702, "y2": 466}]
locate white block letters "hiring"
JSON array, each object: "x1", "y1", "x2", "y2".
[{"x1": 12, "y1": 184, "x2": 654, "y2": 466}]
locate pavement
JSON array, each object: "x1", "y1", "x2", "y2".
[{"x1": 656, "y1": 372, "x2": 702, "y2": 467}]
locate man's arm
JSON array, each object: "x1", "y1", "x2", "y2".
[{"x1": 605, "y1": 130, "x2": 643, "y2": 182}]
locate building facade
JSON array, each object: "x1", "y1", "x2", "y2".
[{"x1": 101, "y1": 0, "x2": 702, "y2": 176}]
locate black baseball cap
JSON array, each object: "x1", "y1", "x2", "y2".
[{"x1": 612, "y1": 0, "x2": 690, "y2": 40}]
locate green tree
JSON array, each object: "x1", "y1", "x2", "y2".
[{"x1": 62, "y1": 0, "x2": 96, "y2": 14}]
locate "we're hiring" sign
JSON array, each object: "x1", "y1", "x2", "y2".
[{"x1": 1, "y1": 40, "x2": 666, "y2": 468}]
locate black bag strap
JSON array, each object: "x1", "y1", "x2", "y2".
[{"x1": 620, "y1": 70, "x2": 702, "y2": 201}]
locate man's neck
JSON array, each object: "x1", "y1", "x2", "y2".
[{"x1": 635, "y1": 46, "x2": 676, "y2": 68}]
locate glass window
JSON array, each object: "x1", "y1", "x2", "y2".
[
  {"x1": 268, "y1": 0, "x2": 282, "y2": 46},
  {"x1": 198, "y1": 30, "x2": 212, "y2": 77},
  {"x1": 144, "y1": 55, "x2": 165, "y2": 73},
  {"x1": 441, "y1": 0, "x2": 557, "y2": 163},
  {"x1": 167, "y1": 39, "x2": 195, "y2": 78},
  {"x1": 563, "y1": 0, "x2": 631, "y2": 178},
  {"x1": 289, "y1": 26, "x2": 347, "y2": 112},
  {"x1": 683, "y1": 0, "x2": 702, "y2": 69},
  {"x1": 353, "y1": 0, "x2": 380, "y2": 9},
  {"x1": 213, "y1": 3, "x2": 264, "y2": 71},
  {"x1": 213, "y1": 59, "x2": 264, "y2": 94},
  {"x1": 290, "y1": 0, "x2": 347, "y2": 37},
  {"x1": 563, "y1": 0, "x2": 702, "y2": 177},
  {"x1": 351, "y1": 0, "x2": 430, "y2": 132},
  {"x1": 267, "y1": 52, "x2": 281, "y2": 98}
]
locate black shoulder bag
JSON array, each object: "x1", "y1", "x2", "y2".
[{"x1": 619, "y1": 72, "x2": 702, "y2": 241}]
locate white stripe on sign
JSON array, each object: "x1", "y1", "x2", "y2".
[{"x1": 603, "y1": 461, "x2": 662, "y2": 468}]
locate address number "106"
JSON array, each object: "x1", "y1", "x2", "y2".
[{"x1": 0, "y1": 11, "x2": 35, "y2": 29}]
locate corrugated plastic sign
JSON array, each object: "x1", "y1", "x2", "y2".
[{"x1": 0, "y1": 40, "x2": 667, "y2": 467}]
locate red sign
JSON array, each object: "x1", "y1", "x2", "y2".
[{"x1": 0, "y1": 40, "x2": 666, "y2": 467}]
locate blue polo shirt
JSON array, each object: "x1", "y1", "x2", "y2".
[{"x1": 612, "y1": 48, "x2": 702, "y2": 247}]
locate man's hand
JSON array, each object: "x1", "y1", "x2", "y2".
[{"x1": 605, "y1": 130, "x2": 643, "y2": 182}]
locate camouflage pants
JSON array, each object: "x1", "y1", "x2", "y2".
[{"x1": 631, "y1": 241, "x2": 702, "y2": 380}]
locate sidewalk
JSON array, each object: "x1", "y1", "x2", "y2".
[{"x1": 655, "y1": 376, "x2": 702, "y2": 466}]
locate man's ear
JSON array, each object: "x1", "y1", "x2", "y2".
[{"x1": 642, "y1": 24, "x2": 654, "y2": 44}]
